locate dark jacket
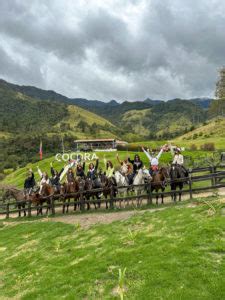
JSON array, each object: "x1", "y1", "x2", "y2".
[
  {"x1": 24, "y1": 172, "x2": 35, "y2": 189},
  {"x1": 50, "y1": 167, "x2": 64, "y2": 186},
  {"x1": 87, "y1": 160, "x2": 99, "y2": 180},
  {"x1": 128, "y1": 158, "x2": 143, "y2": 173},
  {"x1": 76, "y1": 162, "x2": 85, "y2": 178}
]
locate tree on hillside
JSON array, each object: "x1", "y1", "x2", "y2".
[
  {"x1": 209, "y1": 67, "x2": 225, "y2": 117},
  {"x1": 215, "y1": 67, "x2": 225, "y2": 99}
]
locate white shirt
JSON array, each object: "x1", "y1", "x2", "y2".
[
  {"x1": 143, "y1": 149, "x2": 163, "y2": 166},
  {"x1": 173, "y1": 154, "x2": 184, "y2": 165}
]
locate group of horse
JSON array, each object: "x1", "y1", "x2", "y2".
[{"x1": 2, "y1": 164, "x2": 187, "y2": 217}]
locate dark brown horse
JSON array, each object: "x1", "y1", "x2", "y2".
[
  {"x1": 100, "y1": 174, "x2": 116, "y2": 209},
  {"x1": 169, "y1": 164, "x2": 186, "y2": 202},
  {"x1": 60, "y1": 180, "x2": 79, "y2": 213},
  {"x1": 151, "y1": 167, "x2": 169, "y2": 205}
]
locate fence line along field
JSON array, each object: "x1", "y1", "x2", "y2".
[{"x1": 1, "y1": 165, "x2": 225, "y2": 219}]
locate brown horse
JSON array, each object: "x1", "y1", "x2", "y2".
[
  {"x1": 60, "y1": 180, "x2": 79, "y2": 213},
  {"x1": 37, "y1": 183, "x2": 54, "y2": 215},
  {"x1": 151, "y1": 167, "x2": 169, "y2": 205},
  {"x1": 3, "y1": 188, "x2": 27, "y2": 217},
  {"x1": 100, "y1": 174, "x2": 116, "y2": 209}
]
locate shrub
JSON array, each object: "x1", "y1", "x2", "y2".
[
  {"x1": 190, "y1": 144, "x2": 197, "y2": 151},
  {"x1": 200, "y1": 143, "x2": 215, "y2": 151}
]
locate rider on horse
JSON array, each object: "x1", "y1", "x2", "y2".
[
  {"x1": 128, "y1": 154, "x2": 143, "y2": 184},
  {"x1": 142, "y1": 145, "x2": 166, "y2": 176},
  {"x1": 76, "y1": 162, "x2": 86, "y2": 178},
  {"x1": 24, "y1": 168, "x2": 36, "y2": 197},
  {"x1": 37, "y1": 166, "x2": 50, "y2": 193},
  {"x1": 104, "y1": 157, "x2": 117, "y2": 186},
  {"x1": 116, "y1": 153, "x2": 133, "y2": 183},
  {"x1": 67, "y1": 167, "x2": 76, "y2": 183},
  {"x1": 87, "y1": 159, "x2": 99, "y2": 180},
  {"x1": 170, "y1": 145, "x2": 188, "y2": 177},
  {"x1": 50, "y1": 162, "x2": 64, "y2": 192}
]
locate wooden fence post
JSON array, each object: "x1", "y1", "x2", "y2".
[
  {"x1": 28, "y1": 201, "x2": 31, "y2": 217},
  {"x1": 147, "y1": 182, "x2": 152, "y2": 205},
  {"x1": 51, "y1": 198, "x2": 55, "y2": 215},
  {"x1": 110, "y1": 185, "x2": 114, "y2": 209},
  {"x1": 188, "y1": 172, "x2": 193, "y2": 199},
  {"x1": 6, "y1": 203, "x2": 9, "y2": 219}
]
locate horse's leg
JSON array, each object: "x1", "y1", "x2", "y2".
[
  {"x1": 105, "y1": 194, "x2": 108, "y2": 209},
  {"x1": 18, "y1": 204, "x2": 21, "y2": 217},
  {"x1": 74, "y1": 198, "x2": 77, "y2": 211},
  {"x1": 170, "y1": 185, "x2": 174, "y2": 202},
  {"x1": 67, "y1": 198, "x2": 70, "y2": 213},
  {"x1": 62, "y1": 200, "x2": 65, "y2": 214},
  {"x1": 179, "y1": 184, "x2": 183, "y2": 201},
  {"x1": 156, "y1": 189, "x2": 159, "y2": 205},
  {"x1": 96, "y1": 194, "x2": 100, "y2": 209},
  {"x1": 174, "y1": 186, "x2": 177, "y2": 202},
  {"x1": 23, "y1": 203, "x2": 26, "y2": 217},
  {"x1": 161, "y1": 187, "x2": 165, "y2": 204}
]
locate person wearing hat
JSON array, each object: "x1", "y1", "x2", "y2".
[
  {"x1": 170, "y1": 145, "x2": 188, "y2": 177},
  {"x1": 172, "y1": 147, "x2": 184, "y2": 165}
]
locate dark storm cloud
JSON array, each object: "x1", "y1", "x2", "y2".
[{"x1": 0, "y1": 0, "x2": 224, "y2": 101}]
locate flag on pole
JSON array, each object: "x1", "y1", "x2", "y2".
[{"x1": 39, "y1": 140, "x2": 43, "y2": 160}]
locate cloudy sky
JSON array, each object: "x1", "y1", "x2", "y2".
[{"x1": 0, "y1": 0, "x2": 225, "y2": 101}]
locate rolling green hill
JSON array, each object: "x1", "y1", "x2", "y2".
[
  {"x1": 0, "y1": 81, "x2": 120, "y2": 172},
  {"x1": 175, "y1": 117, "x2": 225, "y2": 149},
  {"x1": 0, "y1": 198, "x2": 224, "y2": 299},
  {"x1": 0, "y1": 79, "x2": 208, "y2": 140}
]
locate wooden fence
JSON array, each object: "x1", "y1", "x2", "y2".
[{"x1": 1, "y1": 165, "x2": 225, "y2": 219}]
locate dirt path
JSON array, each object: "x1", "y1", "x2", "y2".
[{"x1": 51, "y1": 207, "x2": 167, "y2": 228}]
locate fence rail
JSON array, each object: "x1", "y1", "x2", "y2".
[{"x1": 1, "y1": 165, "x2": 225, "y2": 219}]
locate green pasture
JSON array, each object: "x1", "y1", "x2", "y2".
[
  {"x1": 2, "y1": 150, "x2": 215, "y2": 188},
  {"x1": 0, "y1": 197, "x2": 224, "y2": 299},
  {"x1": 130, "y1": 138, "x2": 225, "y2": 150}
]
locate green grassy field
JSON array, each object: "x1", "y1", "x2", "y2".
[
  {"x1": 131, "y1": 137, "x2": 225, "y2": 150},
  {"x1": 2, "y1": 150, "x2": 214, "y2": 188},
  {"x1": 0, "y1": 197, "x2": 224, "y2": 299}
]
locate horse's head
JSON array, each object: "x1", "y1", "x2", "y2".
[
  {"x1": 120, "y1": 164, "x2": 128, "y2": 174},
  {"x1": 160, "y1": 167, "x2": 170, "y2": 180},
  {"x1": 169, "y1": 164, "x2": 179, "y2": 179},
  {"x1": 40, "y1": 183, "x2": 52, "y2": 196},
  {"x1": 2, "y1": 189, "x2": 12, "y2": 200}
]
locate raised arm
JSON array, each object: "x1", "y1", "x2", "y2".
[
  {"x1": 156, "y1": 148, "x2": 164, "y2": 160},
  {"x1": 142, "y1": 147, "x2": 152, "y2": 162},
  {"x1": 128, "y1": 157, "x2": 134, "y2": 164},
  {"x1": 82, "y1": 162, "x2": 85, "y2": 171},
  {"x1": 116, "y1": 154, "x2": 122, "y2": 165},
  {"x1": 37, "y1": 166, "x2": 43, "y2": 178},
  {"x1": 58, "y1": 167, "x2": 64, "y2": 177},
  {"x1": 103, "y1": 158, "x2": 107, "y2": 168},
  {"x1": 50, "y1": 167, "x2": 55, "y2": 177}
]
